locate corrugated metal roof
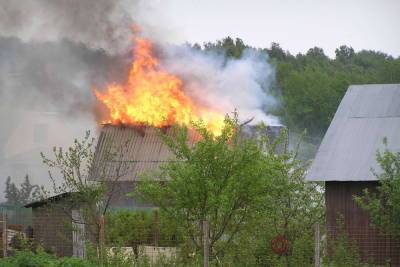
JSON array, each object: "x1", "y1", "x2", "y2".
[
  {"x1": 91, "y1": 125, "x2": 178, "y2": 181},
  {"x1": 306, "y1": 84, "x2": 400, "y2": 181},
  {"x1": 91, "y1": 124, "x2": 285, "y2": 181}
]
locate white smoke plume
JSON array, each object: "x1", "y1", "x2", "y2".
[{"x1": 160, "y1": 45, "x2": 280, "y2": 126}]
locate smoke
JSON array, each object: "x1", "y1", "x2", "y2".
[
  {"x1": 160, "y1": 45, "x2": 280, "y2": 125},
  {"x1": 0, "y1": 37, "x2": 130, "y2": 200},
  {"x1": 0, "y1": 0, "x2": 133, "y2": 54},
  {"x1": 0, "y1": 0, "x2": 281, "y2": 200},
  {"x1": 0, "y1": 0, "x2": 137, "y2": 199}
]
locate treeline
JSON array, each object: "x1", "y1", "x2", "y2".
[{"x1": 194, "y1": 37, "x2": 400, "y2": 139}]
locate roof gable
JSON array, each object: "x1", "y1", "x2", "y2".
[{"x1": 306, "y1": 84, "x2": 400, "y2": 181}]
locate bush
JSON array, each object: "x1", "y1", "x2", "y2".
[
  {"x1": 106, "y1": 209, "x2": 182, "y2": 248},
  {"x1": 0, "y1": 250, "x2": 96, "y2": 267}
]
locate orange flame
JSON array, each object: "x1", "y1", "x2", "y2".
[{"x1": 94, "y1": 37, "x2": 224, "y2": 135}]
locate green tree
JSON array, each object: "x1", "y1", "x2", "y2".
[
  {"x1": 40, "y1": 130, "x2": 133, "y2": 258},
  {"x1": 265, "y1": 42, "x2": 289, "y2": 61},
  {"x1": 4, "y1": 175, "x2": 39, "y2": 205},
  {"x1": 4, "y1": 176, "x2": 18, "y2": 205},
  {"x1": 200, "y1": 37, "x2": 400, "y2": 146},
  {"x1": 226, "y1": 131, "x2": 324, "y2": 266},
  {"x1": 335, "y1": 45, "x2": 355, "y2": 64},
  {"x1": 203, "y1": 37, "x2": 248, "y2": 58},
  {"x1": 135, "y1": 116, "x2": 277, "y2": 258}
]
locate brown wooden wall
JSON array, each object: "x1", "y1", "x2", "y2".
[
  {"x1": 326, "y1": 181, "x2": 400, "y2": 265},
  {"x1": 106, "y1": 181, "x2": 155, "y2": 209},
  {"x1": 32, "y1": 206, "x2": 73, "y2": 257}
]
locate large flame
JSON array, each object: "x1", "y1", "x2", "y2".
[{"x1": 94, "y1": 37, "x2": 224, "y2": 135}]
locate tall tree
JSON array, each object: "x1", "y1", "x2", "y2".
[
  {"x1": 4, "y1": 175, "x2": 39, "y2": 205},
  {"x1": 40, "y1": 130, "x2": 133, "y2": 260}
]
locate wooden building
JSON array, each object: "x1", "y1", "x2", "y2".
[
  {"x1": 90, "y1": 125, "x2": 182, "y2": 209},
  {"x1": 307, "y1": 84, "x2": 400, "y2": 265},
  {"x1": 23, "y1": 122, "x2": 283, "y2": 257},
  {"x1": 91, "y1": 124, "x2": 284, "y2": 209},
  {"x1": 24, "y1": 193, "x2": 85, "y2": 258}
]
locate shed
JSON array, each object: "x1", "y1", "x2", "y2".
[
  {"x1": 306, "y1": 84, "x2": 400, "y2": 264},
  {"x1": 24, "y1": 193, "x2": 85, "y2": 258}
]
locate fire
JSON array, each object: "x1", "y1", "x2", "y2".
[{"x1": 94, "y1": 37, "x2": 224, "y2": 135}]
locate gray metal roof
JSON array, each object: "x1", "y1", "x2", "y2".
[
  {"x1": 91, "y1": 125, "x2": 177, "y2": 181},
  {"x1": 91, "y1": 124, "x2": 284, "y2": 181},
  {"x1": 306, "y1": 84, "x2": 400, "y2": 181}
]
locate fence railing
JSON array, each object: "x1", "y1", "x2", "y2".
[
  {"x1": 326, "y1": 226, "x2": 400, "y2": 265},
  {"x1": 0, "y1": 205, "x2": 32, "y2": 226}
]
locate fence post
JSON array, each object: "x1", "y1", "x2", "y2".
[
  {"x1": 314, "y1": 223, "x2": 320, "y2": 267},
  {"x1": 152, "y1": 209, "x2": 159, "y2": 247},
  {"x1": 98, "y1": 214, "x2": 105, "y2": 261},
  {"x1": 203, "y1": 220, "x2": 209, "y2": 267},
  {"x1": 2, "y1": 211, "x2": 7, "y2": 257}
]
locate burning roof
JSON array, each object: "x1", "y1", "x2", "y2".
[
  {"x1": 91, "y1": 124, "x2": 181, "y2": 181},
  {"x1": 94, "y1": 37, "x2": 225, "y2": 136},
  {"x1": 91, "y1": 123, "x2": 284, "y2": 182},
  {"x1": 90, "y1": 31, "x2": 282, "y2": 182}
]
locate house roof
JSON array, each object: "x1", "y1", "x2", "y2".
[
  {"x1": 90, "y1": 125, "x2": 179, "y2": 181},
  {"x1": 306, "y1": 84, "x2": 400, "y2": 182},
  {"x1": 91, "y1": 124, "x2": 284, "y2": 182},
  {"x1": 24, "y1": 192, "x2": 73, "y2": 208}
]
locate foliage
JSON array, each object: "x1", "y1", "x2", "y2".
[
  {"x1": 135, "y1": 115, "x2": 324, "y2": 266},
  {"x1": 199, "y1": 38, "x2": 400, "y2": 143},
  {"x1": 200, "y1": 37, "x2": 248, "y2": 58},
  {"x1": 106, "y1": 209, "x2": 181, "y2": 248},
  {"x1": 355, "y1": 139, "x2": 400, "y2": 238},
  {"x1": 0, "y1": 250, "x2": 96, "y2": 267},
  {"x1": 135, "y1": 115, "x2": 278, "y2": 258},
  {"x1": 326, "y1": 231, "x2": 364, "y2": 267},
  {"x1": 220, "y1": 130, "x2": 324, "y2": 266},
  {"x1": 323, "y1": 217, "x2": 378, "y2": 267},
  {"x1": 39, "y1": 130, "x2": 133, "y2": 258},
  {"x1": 4, "y1": 175, "x2": 39, "y2": 205},
  {"x1": 40, "y1": 131, "x2": 103, "y2": 245}
]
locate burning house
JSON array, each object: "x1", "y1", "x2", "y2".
[
  {"x1": 24, "y1": 192, "x2": 85, "y2": 258},
  {"x1": 24, "y1": 32, "x2": 282, "y2": 258},
  {"x1": 91, "y1": 125, "x2": 182, "y2": 209},
  {"x1": 306, "y1": 84, "x2": 400, "y2": 265},
  {"x1": 90, "y1": 123, "x2": 283, "y2": 209},
  {"x1": 89, "y1": 35, "x2": 282, "y2": 208}
]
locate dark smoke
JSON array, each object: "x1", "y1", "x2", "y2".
[
  {"x1": 0, "y1": 0, "x2": 136, "y2": 199},
  {"x1": 0, "y1": 0, "x2": 133, "y2": 54},
  {"x1": 0, "y1": 0, "x2": 281, "y2": 200}
]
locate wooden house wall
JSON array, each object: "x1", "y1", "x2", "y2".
[
  {"x1": 326, "y1": 181, "x2": 400, "y2": 265},
  {"x1": 106, "y1": 181, "x2": 155, "y2": 209},
  {"x1": 32, "y1": 206, "x2": 73, "y2": 257}
]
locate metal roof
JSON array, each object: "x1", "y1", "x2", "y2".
[
  {"x1": 91, "y1": 125, "x2": 179, "y2": 181},
  {"x1": 306, "y1": 84, "x2": 400, "y2": 181},
  {"x1": 24, "y1": 192, "x2": 73, "y2": 208},
  {"x1": 92, "y1": 124, "x2": 284, "y2": 182}
]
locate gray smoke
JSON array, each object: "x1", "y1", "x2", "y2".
[
  {"x1": 0, "y1": 0, "x2": 133, "y2": 54},
  {"x1": 0, "y1": 0, "x2": 136, "y2": 199},
  {"x1": 0, "y1": 0, "x2": 280, "y2": 201},
  {"x1": 160, "y1": 45, "x2": 280, "y2": 125},
  {"x1": 0, "y1": 37, "x2": 131, "y2": 200}
]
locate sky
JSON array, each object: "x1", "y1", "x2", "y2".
[{"x1": 136, "y1": 0, "x2": 400, "y2": 58}]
